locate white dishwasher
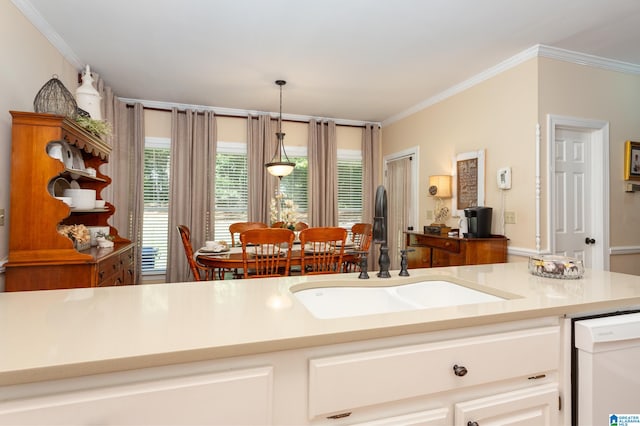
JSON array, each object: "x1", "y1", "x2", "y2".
[{"x1": 574, "y1": 311, "x2": 640, "y2": 426}]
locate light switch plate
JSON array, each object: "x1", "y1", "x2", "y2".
[{"x1": 504, "y1": 211, "x2": 516, "y2": 224}]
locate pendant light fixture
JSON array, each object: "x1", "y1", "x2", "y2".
[{"x1": 265, "y1": 79, "x2": 295, "y2": 177}]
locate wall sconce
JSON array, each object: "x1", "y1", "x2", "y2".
[{"x1": 428, "y1": 175, "x2": 452, "y2": 226}]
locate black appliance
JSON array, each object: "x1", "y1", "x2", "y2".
[{"x1": 464, "y1": 207, "x2": 492, "y2": 238}]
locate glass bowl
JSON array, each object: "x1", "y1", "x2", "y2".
[{"x1": 528, "y1": 255, "x2": 584, "y2": 279}]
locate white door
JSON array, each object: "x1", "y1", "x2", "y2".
[
  {"x1": 549, "y1": 116, "x2": 609, "y2": 270},
  {"x1": 553, "y1": 128, "x2": 593, "y2": 264}
]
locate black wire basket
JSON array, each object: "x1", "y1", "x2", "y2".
[{"x1": 33, "y1": 75, "x2": 77, "y2": 118}]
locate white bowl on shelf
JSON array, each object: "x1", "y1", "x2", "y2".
[
  {"x1": 54, "y1": 196, "x2": 73, "y2": 207},
  {"x1": 94, "y1": 199, "x2": 106, "y2": 208},
  {"x1": 63, "y1": 189, "x2": 96, "y2": 210}
]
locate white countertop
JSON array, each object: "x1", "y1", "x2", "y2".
[{"x1": 2, "y1": 262, "x2": 640, "y2": 385}]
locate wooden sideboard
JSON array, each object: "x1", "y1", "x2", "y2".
[
  {"x1": 406, "y1": 232, "x2": 507, "y2": 268},
  {"x1": 5, "y1": 111, "x2": 134, "y2": 291}
]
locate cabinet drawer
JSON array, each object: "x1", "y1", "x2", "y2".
[
  {"x1": 408, "y1": 247, "x2": 431, "y2": 268},
  {"x1": 426, "y1": 237, "x2": 460, "y2": 253},
  {"x1": 96, "y1": 272, "x2": 123, "y2": 287},
  {"x1": 308, "y1": 326, "x2": 559, "y2": 419},
  {"x1": 121, "y1": 247, "x2": 135, "y2": 266},
  {"x1": 97, "y1": 254, "x2": 120, "y2": 279}
]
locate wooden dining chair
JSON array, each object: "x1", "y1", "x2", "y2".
[
  {"x1": 345, "y1": 223, "x2": 373, "y2": 272},
  {"x1": 229, "y1": 221, "x2": 268, "y2": 247},
  {"x1": 240, "y1": 228, "x2": 294, "y2": 278},
  {"x1": 294, "y1": 221, "x2": 309, "y2": 231},
  {"x1": 299, "y1": 227, "x2": 347, "y2": 275},
  {"x1": 176, "y1": 225, "x2": 215, "y2": 281},
  {"x1": 270, "y1": 221, "x2": 285, "y2": 228}
]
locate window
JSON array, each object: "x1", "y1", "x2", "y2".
[
  {"x1": 140, "y1": 125, "x2": 364, "y2": 277},
  {"x1": 337, "y1": 149, "x2": 363, "y2": 228},
  {"x1": 142, "y1": 137, "x2": 171, "y2": 273},
  {"x1": 214, "y1": 142, "x2": 248, "y2": 242}
]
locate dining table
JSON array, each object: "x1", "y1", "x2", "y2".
[{"x1": 195, "y1": 243, "x2": 360, "y2": 279}]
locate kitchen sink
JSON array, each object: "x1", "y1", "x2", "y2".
[{"x1": 293, "y1": 280, "x2": 506, "y2": 319}]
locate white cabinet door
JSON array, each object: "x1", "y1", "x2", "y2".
[
  {"x1": 454, "y1": 384, "x2": 558, "y2": 426},
  {"x1": 349, "y1": 407, "x2": 450, "y2": 426},
  {"x1": 0, "y1": 366, "x2": 273, "y2": 425}
]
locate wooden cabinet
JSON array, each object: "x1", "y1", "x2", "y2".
[
  {"x1": 406, "y1": 232, "x2": 507, "y2": 268},
  {"x1": 5, "y1": 111, "x2": 134, "y2": 291}
]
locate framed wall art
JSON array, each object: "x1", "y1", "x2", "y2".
[
  {"x1": 624, "y1": 140, "x2": 640, "y2": 181},
  {"x1": 452, "y1": 149, "x2": 485, "y2": 216}
]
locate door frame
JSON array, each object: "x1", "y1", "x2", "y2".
[
  {"x1": 383, "y1": 146, "x2": 420, "y2": 230},
  {"x1": 547, "y1": 115, "x2": 609, "y2": 270}
]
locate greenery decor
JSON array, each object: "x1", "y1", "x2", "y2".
[
  {"x1": 75, "y1": 115, "x2": 112, "y2": 137},
  {"x1": 96, "y1": 231, "x2": 114, "y2": 241}
]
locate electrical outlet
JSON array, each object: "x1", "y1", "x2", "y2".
[
  {"x1": 504, "y1": 211, "x2": 516, "y2": 224},
  {"x1": 0, "y1": 208, "x2": 4, "y2": 226},
  {"x1": 426, "y1": 210, "x2": 433, "y2": 220}
]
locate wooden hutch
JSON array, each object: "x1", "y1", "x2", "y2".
[{"x1": 5, "y1": 111, "x2": 135, "y2": 291}]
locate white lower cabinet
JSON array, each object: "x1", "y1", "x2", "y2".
[
  {"x1": 455, "y1": 383, "x2": 559, "y2": 426},
  {"x1": 0, "y1": 318, "x2": 562, "y2": 425},
  {"x1": 308, "y1": 324, "x2": 560, "y2": 425},
  {"x1": 0, "y1": 366, "x2": 274, "y2": 425}
]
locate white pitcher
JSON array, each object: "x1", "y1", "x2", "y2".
[{"x1": 76, "y1": 65, "x2": 102, "y2": 119}]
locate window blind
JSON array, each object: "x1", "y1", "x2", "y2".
[
  {"x1": 142, "y1": 139, "x2": 171, "y2": 273},
  {"x1": 214, "y1": 142, "x2": 248, "y2": 243},
  {"x1": 338, "y1": 149, "x2": 363, "y2": 228}
]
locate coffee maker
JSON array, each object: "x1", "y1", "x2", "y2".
[{"x1": 463, "y1": 207, "x2": 492, "y2": 238}]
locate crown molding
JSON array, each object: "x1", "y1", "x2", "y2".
[
  {"x1": 536, "y1": 44, "x2": 640, "y2": 75},
  {"x1": 11, "y1": 0, "x2": 83, "y2": 69},
  {"x1": 383, "y1": 44, "x2": 640, "y2": 126}
]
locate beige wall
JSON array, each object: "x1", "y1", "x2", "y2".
[
  {"x1": 0, "y1": 1, "x2": 78, "y2": 281},
  {"x1": 382, "y1": 59, "x2": 539, "y2": 251},
  {"x1": 538, "y1": 58, "x2": 640, "y2": 274},
  {"x1": 383, "y1": 56, "x2": 640, "y2": 274}
]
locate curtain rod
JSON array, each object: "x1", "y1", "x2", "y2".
[{"x1": 120, "y1": 97, "x2": 381, "y2": 129}]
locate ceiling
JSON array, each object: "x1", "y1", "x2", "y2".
[{"x1": 17, "y1": 0, "x2": 640, "y2": 123}]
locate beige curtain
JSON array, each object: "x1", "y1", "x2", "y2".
[
  {"x1": 386, "y1": 156, "x2": 412, "y2": 270},
  {"x1": 362, "y1": 124, "x2": 382, "y2": 224},
  {"x1": 94, "y1": 73, "x2": 145, "y2": 284},
  {"x1": 247, "y1": 114, "x2": 276, "y2": 223},
  {"x1": 308, "y1": 119, "x2": 337, "y2": 226},
  {"x1": 362, "y1": 123, "x2": 382, "y2": 269},
  {"x1": 166, "y1": 109, "x2": 217, "y2": 282}
]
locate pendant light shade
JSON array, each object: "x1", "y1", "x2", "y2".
[{"x1": 266, "y1": 80, "x2": 295, "y2": 177}]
